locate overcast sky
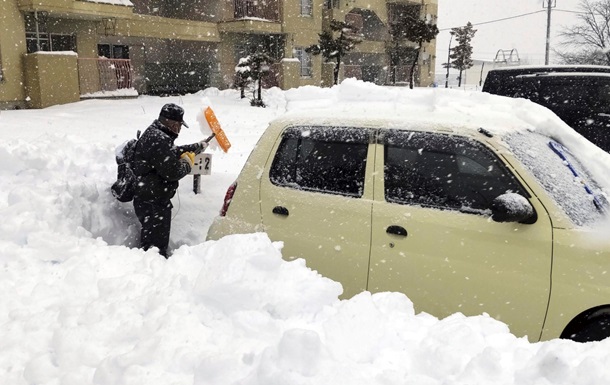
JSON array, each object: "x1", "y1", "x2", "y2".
[{"x1": 436, "y1": 0, "x2": 584, "y2": 68}]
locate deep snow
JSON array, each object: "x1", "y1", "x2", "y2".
[{"x1": 1, "y1": 79, "x2": 610, "y2": 385}]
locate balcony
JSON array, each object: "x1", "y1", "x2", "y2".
[
  {"x1": 18, "y1": 0, "x2": 133, "y2": 20},
  {"x1": 387, "y1": 3, "x2": 421, "y2": 25},
  {"x1": 234, "y1": 0, "x2": 279, "y2": 20},
  {"x1": 218, "y1": 0, "x2": 281, "y2": 34},
  {"x1": 78, "y1": 58, "x2": 134, "y2": 95},
  {"x1": 386, "y1": 0, "x2": 423, "y2": 5}
]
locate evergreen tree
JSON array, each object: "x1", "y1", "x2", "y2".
[
  {"x1": 307, "y1": 19, "x2": 363, "y2": 85},
  {"x1": 234, "y1": 57, "x2": 253, "y2": 99},
  {"x1": 389, "y1": 16, "x2": 438, "y2": 89},
  {"x1": 449, "y1": 22, "x2": 476, "y2": 87},
  {"x1": 235, "y1": 51, "x2": 275, "y2": 107}
]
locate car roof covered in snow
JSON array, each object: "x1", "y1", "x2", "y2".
[{"x1": 277, "y1": 82, "x2": 567, "y2": 140}]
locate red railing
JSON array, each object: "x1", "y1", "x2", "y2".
[
  {"x1": 78, "y1": 58, "x2": 133, "y2": 92},
  {"x1": 234, "y1": 0, "x2": 280, "y2": 21},
  {"x1": 261, "y1": 63, "x2": 280, "y2": 88}
]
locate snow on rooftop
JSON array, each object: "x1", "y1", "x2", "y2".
[{"x1": 80, "y1": 0, "x2": 133, "y2": 6}]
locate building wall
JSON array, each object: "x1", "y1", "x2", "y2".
[
  {"x1": 0, "y1": 0, "x2": 438, "y2": 109},
  {"x1": 281, "y1": 0, "x2": 325, "y2": 87},
  {"x1": 0, "y1": 0, "x2": 27, "y2": 109},
  {"x1": 24, "y1": 52, "x2": 80, "y2": 108},
  {"x1": 421, "y1": 1, "x2": 438, "y2": 86}
]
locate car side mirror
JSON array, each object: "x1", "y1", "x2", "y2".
[{"x1": 491, "y1": 193, "x2": 537, "y2": 224}]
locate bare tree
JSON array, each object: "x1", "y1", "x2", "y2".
[{"x1": 556, "y1": 0, "x2": 610, "y2": 65}]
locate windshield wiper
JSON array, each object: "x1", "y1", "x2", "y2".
[{"x1": 548, "y1": 141, "x2": 607, "y2": 214}]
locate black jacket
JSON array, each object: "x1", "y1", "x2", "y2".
[{"x1": 132, "y1": 120, "x2": 202, "y2": 203}]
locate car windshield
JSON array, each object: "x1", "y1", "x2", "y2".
[{"x1": 506, "y1": 131, "x2": 608, "y2": 226}]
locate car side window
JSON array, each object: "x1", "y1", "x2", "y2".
[
  {"x1": 269, "y1": 126, "x2": 369, "y2": 197},
  {"x1": 384, "y1": 130, "x2": 526, "y2": 212}
]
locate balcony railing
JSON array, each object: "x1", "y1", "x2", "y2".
[
  {"x1": 78, "y1": 58, "x2": 133, "y2": 94},
  {"x1": 234, "y1": 0, "x2": 280, "y2": 21},
  {"x1": 261, "y1": 63, "x2": 280, "y2": 88}
]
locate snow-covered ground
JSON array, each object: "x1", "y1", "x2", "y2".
[{"x1": 1, "y1": 80, "x2": 610, "y2": 385}]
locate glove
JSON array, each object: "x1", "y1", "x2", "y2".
[
  {"x1": 198, "y1": 140, "x2": 209, "y2": 152},
  {"x1": 198, "y1": 134, "x2": 214, "y2": 153},
  {"x1": 180, "y1": 151, "x2": 195, "y2": 168}
]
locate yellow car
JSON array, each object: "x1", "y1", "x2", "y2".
[{"x1": 207, "y1": 113, "x2": 610, "y2": 343}]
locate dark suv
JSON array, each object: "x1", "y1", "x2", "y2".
[{"x1": 482, "y1": 65, "x2": 610, "y2": 151}]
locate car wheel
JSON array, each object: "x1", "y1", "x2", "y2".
[{"x1": 561, "y1": 313, "x2": 610, "y2": 342}]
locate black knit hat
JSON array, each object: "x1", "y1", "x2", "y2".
[{"x1": 159, "y1": 103, "x2": 189, "y2": 128}]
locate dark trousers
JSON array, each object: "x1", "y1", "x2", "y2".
[{"x1": 133, "y1": 199, "x2": 172, "y2": 257}]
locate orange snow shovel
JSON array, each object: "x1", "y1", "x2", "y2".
[{"x1": 204, "y1": 106, "x2": 231, "y2": 153}]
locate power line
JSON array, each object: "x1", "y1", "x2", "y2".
[
  {"x1": 554, "y1": 9, "x2": 586, "y2": 14},
  {"x1": 439, "y1": 8, "x2": 584, "y2": 32},
  {"x1": 439, "y1": 10, "x2": 546, "y2": 31}
]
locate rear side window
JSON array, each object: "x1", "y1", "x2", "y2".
[
  {"x1": 384, "y1": 130, "x2": 526, "y2": 212},
  {"x1": 269, "y1": 126, "x2": 369, "y2": 197},
  {"x1": 485, "y1": 71, "x2": 610, "y2": 112},
  {"x1": 483, "y1": 72, "x2": 536, "y2": 98},
  {"x1": 534, "y1": 76, "x2": 610, "y2": 111}
]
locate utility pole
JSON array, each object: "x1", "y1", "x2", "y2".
[
  {"x1": 544, "y1": 0, "x2": 556, "y2": 65},
  {"x1": 445, "y1": 33, "x2": 453, "y2": 88}
]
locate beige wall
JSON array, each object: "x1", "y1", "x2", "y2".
[
  {"x1": 218, "y1": 34, "x2": 239, "y2": 88},
  {"x1": 0, "y1": 0, "x2": 27, "y2": 108},
  {"x1": 120, "y1": 15, "x2": 219, "y2": 42},
  {"x1": 422, "y1": 1, "x2": 438, "y2": 86},
  {"x1": 24, "y1": 52, "x2": 80, "y2": 108},
  {"x1": 281, "y1": 0, "x2": 325, "y2": 87},
  {"x1": 52, "y1": 19, "x2": 101, "y2": 94},
  {"x1": 279, "y1": 58, "x2": 301, "y2": 89}
]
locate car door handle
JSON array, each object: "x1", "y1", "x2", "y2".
[
  {"x1": 272, "y1": 206, "x2": 289, "y2": 216},
  {"x1": 386, "y1": 225, "x2": 407, "y2": 237}
]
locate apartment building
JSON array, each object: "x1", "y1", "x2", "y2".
[{"x1": 0, "y1": 0, "x2": 438, "y2": 109}]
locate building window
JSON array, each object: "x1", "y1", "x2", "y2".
[
  {"x1": 26, "y1": 33, "x2": 76, "y2": 53},
  {"x1": 300, "y1": 0, "x2": 312, "y2": 16},
  {"x1": 324, "y1": 0, "x2": 339, "y2": 9},
  {"x1": 24, "y1": 13, "x2": 76, "y2": 54},
  {"x1": 51, "y1": 34, "x2": 76, "y2": 52},
  {"x1": 294, "y1": 48, "x2": 312, "y2": 78},
  {"x1": 98, "y1": 44, "x2": 130, "y2": 59},
  {"x1": 26, "y1": 32, "x2": 50, "y2": 53}
]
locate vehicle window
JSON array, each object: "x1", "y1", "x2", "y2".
[
  {"x1": 515, "y1": 75, "x2": 610, "y2": 112},
  {"x1": 506, "y1": 131, "x2": 607, "y2": 226},
  {"x1": 539, "y1": 77, "x2": 610, "y2": 110},
  {"x1": 384, "y1": 130, "x2": 526, "y2": 212},
  {"x1": 269, "y1": 126, "x2": 369, "y2": 197}
]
